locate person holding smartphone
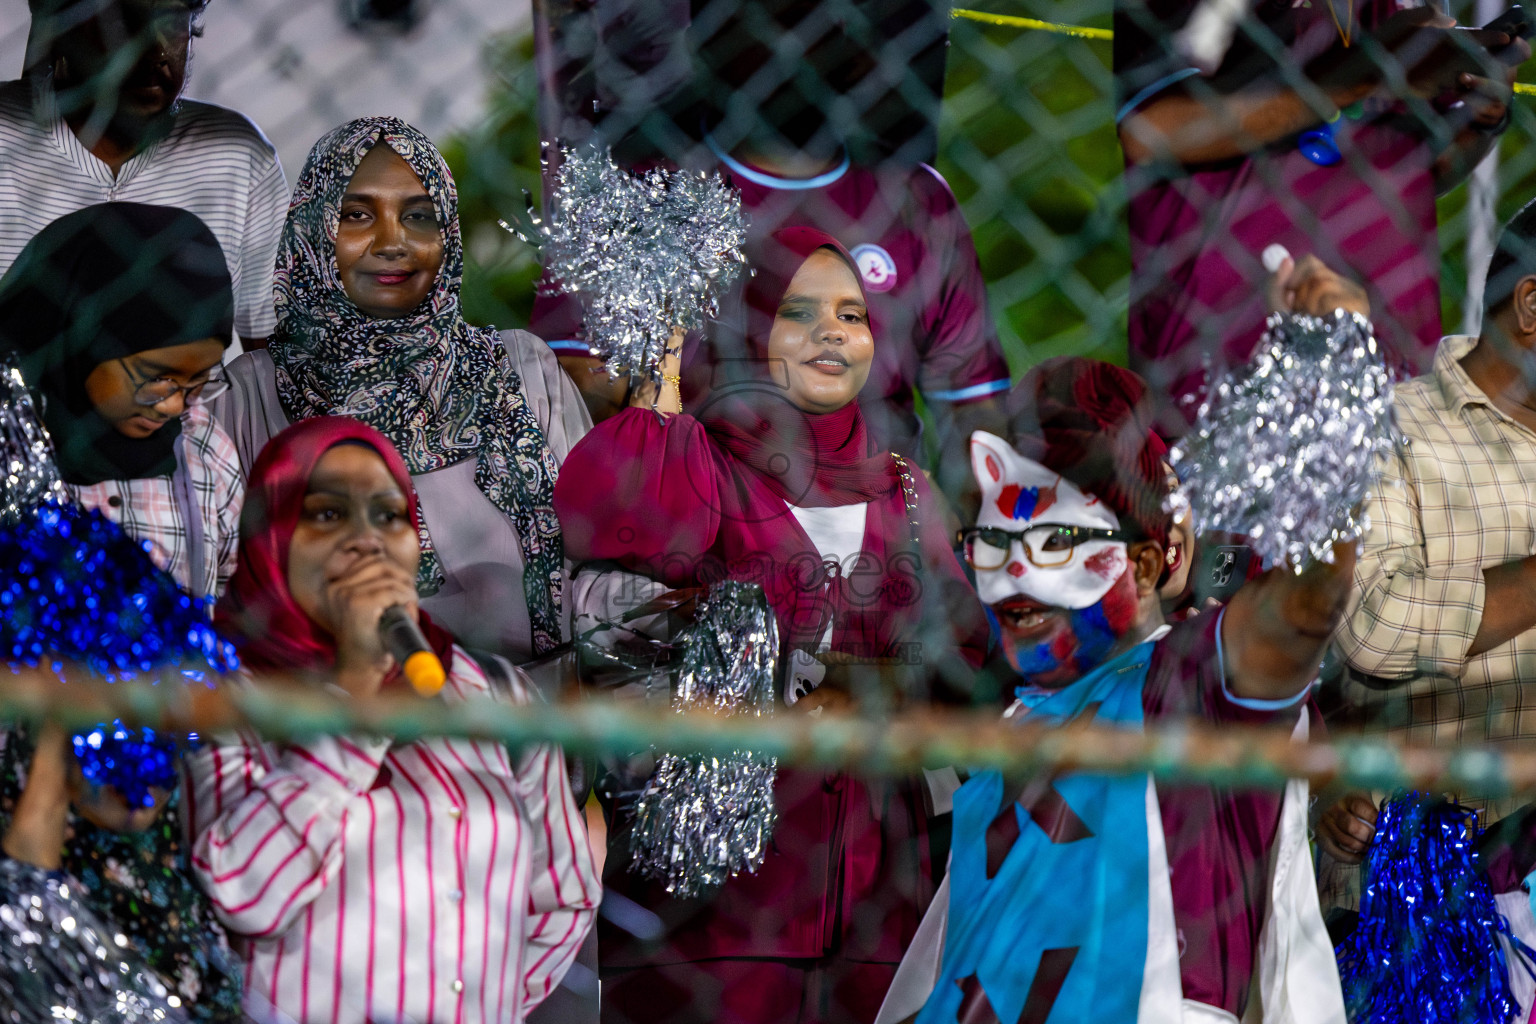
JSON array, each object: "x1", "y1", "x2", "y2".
[{"x1": 1115, "y1": 0, "x2": 1530, "y2": 437}]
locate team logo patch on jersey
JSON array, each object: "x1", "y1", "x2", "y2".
[{"x1": 850, "y1": 243, "x2": 898, "y2": 293}]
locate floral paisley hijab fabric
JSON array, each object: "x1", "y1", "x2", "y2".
[{"x1": 268, "y1": 116, "x2": 564, "y2": 654}]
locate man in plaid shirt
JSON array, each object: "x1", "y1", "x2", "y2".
[{"x1": 1322, "y1": 200, "x2": 1536, "y2": 862}]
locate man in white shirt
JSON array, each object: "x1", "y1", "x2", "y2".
[{"x1": 1, "y1": 0, "x2": 286, "y2": 346}]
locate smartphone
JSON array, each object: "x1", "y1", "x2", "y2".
[
  {"x1": 1192, "y1": 543, "x2": 1257, "y2": 607},
  {"x1": 1484, "y1": 4, "x2": 1536, "y2": 39}
]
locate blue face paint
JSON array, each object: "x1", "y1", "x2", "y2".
[
  {"x1": 1013, "y1": 486, "x2": 1042, "y2": 520},
  {"x1": 983, "y1": 603, "x2": 1003, "y2": 647},
  {"x1": 1001, "y1": 598, "x2": 1122, "y2": 685},
  {"x1": 1066, "y1": 601, "x2": 1120, "y2": 669}
]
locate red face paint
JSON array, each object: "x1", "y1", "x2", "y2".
[
  {"x1": 994, "y1": 608, "x2": 1082, "y2": 690},
  {"x1": 997, "y1": 483, "x2": 1022, "y2": 518},
  {"x1": 1083, "y1": 547, "x2": 1122, "y2": 579},
  {"x1": 992, "y1": 566, "x2": 1145, "y2": 690},
  {"x1": 1097, "y1": 566, "x2": 1140, "y2": 635},
  {"x1": 1007, "y1": 561, "x2": 1026, "y2": 578},
  {"x1": 1033, "y1": 480, "x2": 1059, "y2": 517}
]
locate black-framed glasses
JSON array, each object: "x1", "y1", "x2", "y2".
[
  {"x1": 959, "y1": 524, "x2": 1133, "y2": 570},
  {"x1": 118, "y1": 358, "x2": 229, "y2": 408}
]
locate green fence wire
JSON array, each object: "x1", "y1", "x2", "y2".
[{"x1": 2, "y1": 668, "x2": 1532, "y2": 800}]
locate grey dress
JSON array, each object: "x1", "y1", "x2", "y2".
[{"x1": 215, "y1": 329, "x2": 593, "y2": 662}]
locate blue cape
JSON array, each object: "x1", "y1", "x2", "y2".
[{"x1": 916, "y1": 640, "x2": 1155, "y2": 1024}]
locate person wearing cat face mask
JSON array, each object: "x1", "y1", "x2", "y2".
[{"x1": 876, "y1": 355, "x2": 1354, "y2": 1024}]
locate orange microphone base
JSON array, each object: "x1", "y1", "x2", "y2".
[{"x1": 403, "y1": 650, "x2": 447, "y2": 697}]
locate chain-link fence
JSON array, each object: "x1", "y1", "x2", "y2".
[
  {"x1": 5, "y1": 1, "x2": 1536, "y2": 1023},
  {"x1": 4, "y1": 3, "x2": 1534, "y2": 372},
  {"x1": 4, "y1": 1, "x2": 1529, "y2": 409}
]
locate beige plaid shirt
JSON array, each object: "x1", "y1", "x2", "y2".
[{"x1": 1336, "y1": 334, "x2": 1536, "y2": 758}]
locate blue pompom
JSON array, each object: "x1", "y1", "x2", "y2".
[
  {"x1": 1336, "y1": 792, "x2": 1527, "y2": 1024},
  {"x1": 0, "y1": 503, "x2": 239, "y2": 808}
]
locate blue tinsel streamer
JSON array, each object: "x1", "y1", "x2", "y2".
[
  {"x1": 1336, "y1": 791, "x2": 1526, "y2": 1024},
  {"x1": 0, "y1": 503, "x2": 239, "y2": 808}
]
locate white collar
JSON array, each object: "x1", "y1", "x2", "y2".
[{"x1": 703, "y1": 130, "x2": 850, "y2": 190}]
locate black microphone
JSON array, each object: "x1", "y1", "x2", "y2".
[{"x1": 378, "y1": 605, "x2": 445, "y2": 696}]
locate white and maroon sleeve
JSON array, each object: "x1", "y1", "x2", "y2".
[
  {"x1": 512, "y1": 741, "x2": 600, "y2": 1011},
  {"x1": 185, "y1": 730, "x2": 392, "y2": 939}
]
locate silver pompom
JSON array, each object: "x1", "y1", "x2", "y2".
[
  {"x1": 528, "y1": 145, "x2": 747, "y2": 381},
  {"x1": 0, "y1": 859, "x2": 189, "y2": 1023},
  {"x1": 0, "y1": 357, "x2": 65, "y2": 526},
  {"x1": 1172, "y1": 310, "x2": 1397, "y2": 570},
  {"x1": 628, "y1": 581, "x2": 779, "y2": 898}
]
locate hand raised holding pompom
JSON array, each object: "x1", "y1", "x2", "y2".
[
  {"x1": 1220, "y1": 539, "x2": 1359, "y2": 703},
  {"x1": 627, "y1": 327, "x2": 685, "y2": 414},
  {"x1": 1264, "y1": 251, "x2": 1371, "y2": 319},
  {"x1": 1318, "y1": 790, "x2": 1381, "y2": 865},
  {"x1": 1173, "y1": 257, "x2": 1396, "y2": 571}
]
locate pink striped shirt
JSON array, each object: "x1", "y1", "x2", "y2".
[{"x1": 184, "y1": 650, "x2": 599, "y2": 1023}]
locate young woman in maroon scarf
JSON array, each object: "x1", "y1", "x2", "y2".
[
  {"x1": 554, "y1": 227, "x2": 990, "y2": 1024},
  {"x1": 185, "y1": 416, "x2": 598, "y2": 1024}
]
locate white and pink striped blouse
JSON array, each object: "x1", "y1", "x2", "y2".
[{"x1": 184, "y1": 650, "x2": 599, "y2": 1024}]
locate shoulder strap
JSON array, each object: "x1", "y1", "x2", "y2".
[
  {"x1": 890, "y1": 453, "x2": 922, "y2": 549},
  {"x1": 463, "y1": 647, "x2": 521, "y2": 701}
]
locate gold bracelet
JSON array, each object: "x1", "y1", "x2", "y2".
[{"x1": 663, "y1": 373, "x2": 682, "y2": 390}]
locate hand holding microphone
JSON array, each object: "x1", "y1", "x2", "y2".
[
  {"x1": 378, "y1": 604, "x2": 446, "y2": 697},
  {"x1": 325, "y1": 556, "x2": 444, "y2": 699}
]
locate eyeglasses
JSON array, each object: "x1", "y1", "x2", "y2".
[
  {"x1": 959, "y1": 524, "x2": 1132, "y2": 570},
  {"x1": 118, "y1": 358, "x2": 229, "y2": 408}
]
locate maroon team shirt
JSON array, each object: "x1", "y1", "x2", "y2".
[
  {"x1": 1115, "y1": 0, "x2": 1441, "y2": 432},
  {"x1": 532, "y1": 150, "x2": 1011, "y2": 457},
  {"x1": 1144, "y1": 611, "x2": 1318, "y2": 1016}
]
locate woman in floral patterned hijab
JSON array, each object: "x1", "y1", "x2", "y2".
[{"x1": 219, "y1": 117, "x2": 590, "y2": 661}]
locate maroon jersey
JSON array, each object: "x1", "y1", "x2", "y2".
[
  {"x1": 1116, "y1": 0, "x2": 1441, "y2": 432},
  {"x1": 1144, "y1": 611, "x2": 1319, "y2": 1015},
  {"x1": 532, "y1": 153, "x2": 1010, "y2": 457}
]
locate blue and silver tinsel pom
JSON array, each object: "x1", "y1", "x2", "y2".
[
  {"x1": 1336, "y1": 792, "x2": 1527, "y2": 1024},
  {"x1": 0, "y1": 360, "x2": 238, "y2": 807}
]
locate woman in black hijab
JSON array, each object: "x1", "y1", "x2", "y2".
[
  {"x1": 0, "y1": 202, "x2": 246, "y2": 1020},
  {"x1": 0, "y1": 201, "x2": 243, "y2": 600}
]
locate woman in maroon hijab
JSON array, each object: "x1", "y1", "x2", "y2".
[
  {"x1": 554, "y1": 228, "x2": 989, "y2": 1024},
  {"x1": 186, "y1": 416, "x2": 598, "y2": 1023}
]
